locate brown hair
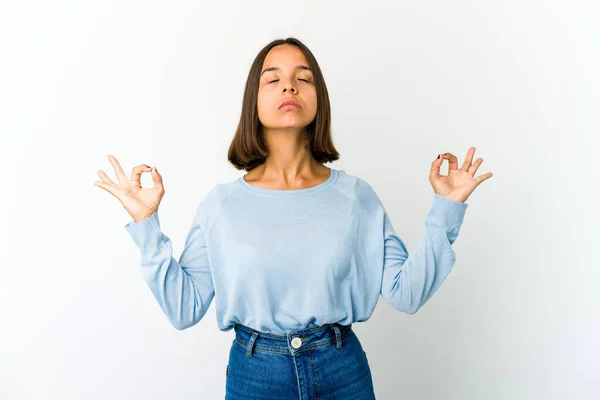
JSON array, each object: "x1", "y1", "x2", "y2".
[{"x1": 227, "y1": 37, "x2": 340, "y2": 171}]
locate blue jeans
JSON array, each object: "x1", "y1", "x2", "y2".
[{"x1": 225, "y1": 322, "x2": 376, "y2": 399}]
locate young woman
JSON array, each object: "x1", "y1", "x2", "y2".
[{"x1": 95, "y1": 37, "x2": 492, "y2": 400}]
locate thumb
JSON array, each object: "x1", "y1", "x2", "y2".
[
  {"x1": 430, "y1": 154, "x2": 443, "y2": 178},
  {"x1": 151, "y1": 167, "x2": 164, "y2": 189}
]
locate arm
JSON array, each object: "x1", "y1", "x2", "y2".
[
  {"x1": 380, "y1": 193, "x2": 468, "y2": 314},
  {"x1": 124, "y1": 206, "x2": 214, "y2": 330}
]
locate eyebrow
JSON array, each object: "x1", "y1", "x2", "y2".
[{"x1": 260, "y1": 65, "x2": 312, "y2": 76}]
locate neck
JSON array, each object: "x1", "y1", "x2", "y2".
[{"x1": 256, "y1": 127, "x2": 319, "y2": 179}]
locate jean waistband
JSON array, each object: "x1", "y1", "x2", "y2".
[{"x1": 233, "y1": 322, "x2": 353, "y2": 356}]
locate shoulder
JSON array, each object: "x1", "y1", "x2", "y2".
[
  {"x1": 334, "y1": 169, "x2": 385, "y2": 216},
  {"x1": 201, "y1": 180, "x2": 241, "y2": 208},
  {"x1": 195, "y1": 178, "x2": 243, "y2": 225}
]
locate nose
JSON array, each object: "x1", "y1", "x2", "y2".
[{"x1": 283, "y1": 83, "x2": 296, "y2": 93}]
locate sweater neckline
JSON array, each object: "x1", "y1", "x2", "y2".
[{"x1": 238, "y1": 167, "x2": 338, "y2": 196}]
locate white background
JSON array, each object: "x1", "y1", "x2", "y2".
[{"x1": 1, "y1": 0, "x2": 598, "y2": 399}]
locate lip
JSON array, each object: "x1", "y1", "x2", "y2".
[{"x1": 278, "y1": 99, "x2": 302, "y2": 109}]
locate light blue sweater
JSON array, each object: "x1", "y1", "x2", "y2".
[{"x1": 124, "y1": 167, "x2": 468, "y2": 334}]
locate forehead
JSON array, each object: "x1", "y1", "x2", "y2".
[{"x1": 261, "y1": 45, "x2": 310, "y2": 72}]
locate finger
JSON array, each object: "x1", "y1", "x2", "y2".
[
  {"x1": 96, "y1": 170, "x2": 122, "y2": 196},
  {"x1": 151, "y1": 167, "x2": 164, "y2": 192},
  {"x1": 461, "y1": 146, "x2": 476, "y2": 172},
  {"x1": 442, "y1": 153, "x2": 459, "y2": 171},
  {"x1": 97, "y1": 169, "x2": 116, "y2": 185},
  {"x1": 130, "y1": 164, "x2": 152, "y2": 188},
  {"x1": 107, "y1": 155, "x2": 130, "y2": 185},
  {"x1": 469, "y1": 157, "x2": 484, "y2": 175},
  {"x1": 94, "y1": 180, "x2": 121, "y2": 198},
  {"x1": 429, "y1": 153, "x2": 444, "y2": 178},
  {"x1": 475, "y1": 172, "x2": 494, "y2": 184}
]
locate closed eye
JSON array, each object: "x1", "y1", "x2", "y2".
[{"x1": 268, "y1": 79, "x2": 311, "y2": 83}]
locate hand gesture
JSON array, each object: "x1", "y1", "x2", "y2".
[
  {"x1": 94, "y1": 155, "x2": 165, "y2": 223},
  {"x1": 429, "y1": 146, "x2": 493, "y2": 203}
]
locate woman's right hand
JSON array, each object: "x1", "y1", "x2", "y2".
[{"x1": 95, "y1": 155, "x2": 165, "y2": 223}]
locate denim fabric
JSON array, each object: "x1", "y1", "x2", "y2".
[{"x1": 225, "y1": 322, "x2": 376, "y2": 399}]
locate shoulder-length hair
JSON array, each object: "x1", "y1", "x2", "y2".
[{"x1": 227, "y1": 37, "x2": 340, "y2": 171}]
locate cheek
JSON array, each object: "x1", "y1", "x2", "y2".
[
  {"x1": 307, "y1": 93, "x2": 318, "y2": 115},
  {"x1": 256, "y1": 92, "x2": 274, "y2": 121}
]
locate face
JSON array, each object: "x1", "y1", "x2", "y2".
[{"x1": 257, "y1": 44, "x2": 317, "y2": 132}]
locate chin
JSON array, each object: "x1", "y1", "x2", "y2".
[
  {"x1": 262, "y1": 118, "x2": 312, "y2": 129},
  {"x1": 269, "y1": 125, "x2": 309, "y2": 130}
]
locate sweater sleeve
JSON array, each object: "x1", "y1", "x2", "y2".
[
  {"x1": 379, "y1": 193, "x2": 468, "y2": 314},
  {"x1": 124, "y1": 204, "x2": 215, "y2": 330}
]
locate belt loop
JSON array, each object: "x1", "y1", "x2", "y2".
[
  {"x1": 246, "y1": 330, "x2": 259, "y2": 357},
  {"x1": 332, "y1": 324, "x2": 343, "y2": 349}
]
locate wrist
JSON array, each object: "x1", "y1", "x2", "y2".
[
  {"x1": 436, "y1": 192, "x2": 466, "y2": 203},
  {"x1": 133, "y1": 213, "x2": 153, "y2": 223}
]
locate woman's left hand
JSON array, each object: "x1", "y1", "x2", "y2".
[{"x1": 429, "y1": 146, "x2": 493, "y2": 203}]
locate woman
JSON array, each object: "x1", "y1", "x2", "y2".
[{"x1": 95, "y1": 37, "x2": 492, "y2": 399}]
